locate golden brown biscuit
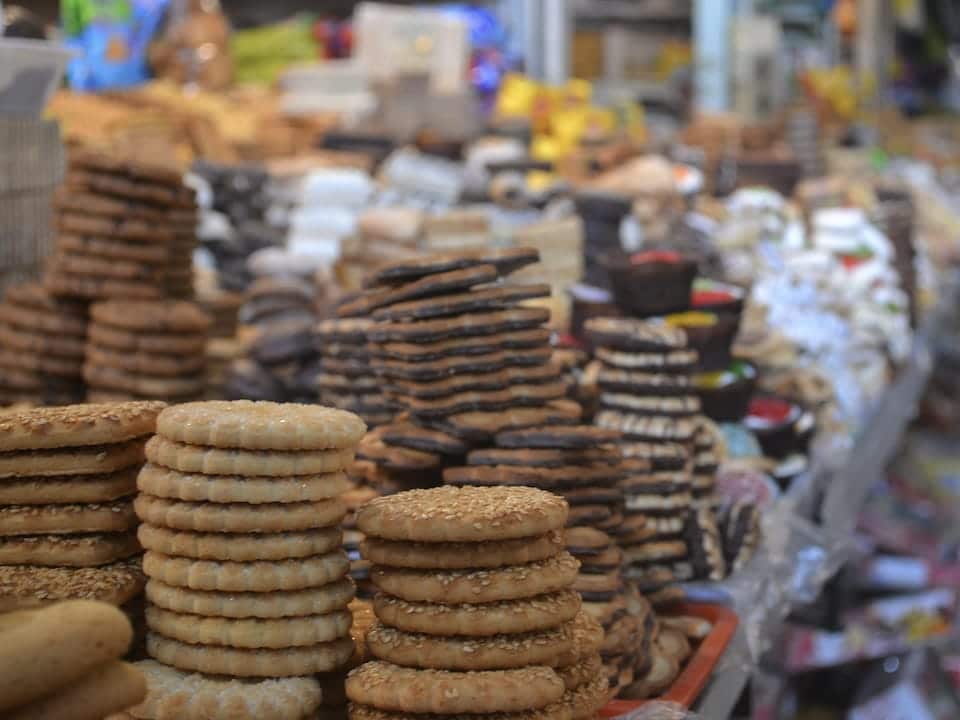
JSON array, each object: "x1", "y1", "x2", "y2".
[
  {"x1": 0, "y1": 402, "x2": 163, "y2": 451},
  {"x1": 360, "y1": 531, "x2": 564, "y2": 570}
]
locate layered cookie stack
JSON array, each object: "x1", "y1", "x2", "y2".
[
  {"x1": 347, "y1": 485, "x2": 610, "y2": 720},
  {"x1": 0, "y1": 402, "x2": 163, "y2": 611},
  {"x1": 0, "y1": 283, "x2": 88, "y2": 406},
  {"x1": 84, "y1": 300, "x2": 211, "y2": 403},
  {"x1": 585, "y1": 317, "x2": 699, "y2": 606},
  {"x1": 135, "y1": 401, "x2": 365, "y2": 692},
  {"x1": 48, "y1": 150, "x2": 197, "y2": 301},
  {"x1": 315, "y1": 316, "x2": 393, "y2": 428}
]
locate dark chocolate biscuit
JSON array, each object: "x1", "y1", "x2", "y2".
[
  {"x1": 467, "y1": 446, "x2": 620, "y2": 469},
  {"x1": 431, "y1": 401, "x2": 582, "y2": 442},
  {"x1": 444, "y1": 462, "x2": 626, "y2": 490},
  {"x1": 380, "y1": 423, "x2": 469, "y2": 456},
  {"x1": 574, "y1": 569, "x2": 622, "y2": 594},
  {"x1": 623, "y1": 491, "x2": 692, "y2": 516},
  {"x1": 595, "y1": 411, "x2": 697, "y2": 443},
  {"x1": 318, "y1": 343, "x2": 371, "y2": 361},
  {"x1": 693, "y1": 451, "x2": 720, "y2": 474},
  {"x1": 316, "y1": 373, "x2": 380, "y2": 393},
  {"x1": 567, "y1": 504, "x2": 614, "y2": 528},
  {"x1": 384, "y1": 363, "x2": 564, "y2": 400},
  {"x1": 577, "y1": 544, "x2": 624, "y2": 573},
  {"x1": 598, "y1": 393, "x2": 701, "y2": 417},
  {"x1": 367, "y1": 307, "x2": 549, "y2": 343},
  {"x1": 372, "y1": 347, "x2": 553, "y2": 382},
  {"x1": 596, "y1": 369, "x2": 691, "y2": 395},
  {"x1": 366, "y1": 247, "x2": 540, "y2": 287},
  {"x1": 315, "y1": 317, "x2": 372, "y2": 345},
  {"x1": 406, "y1": 381, "x2": 569, "y2": 418},
  {"x1": 493, "y1": 425, "x2": 621, "y2": 450},
  {"x1": 371, "y1": 328, "x2": 551, "y2": 362},
  {"x1": 565, "y1": 527, "x2": 612, "y2": 556},
  {"x1": 685, "y1": 506, "x2": 726, "y2": 581},
  {"x1": 357, "y1": 433, "x2": 443, "y2": 471},
  {"x1": 622, "y1": 541, "x2": 689, "y2": 567},
  {"x1": 720, "y1": 501, "x2": 760, "y2": 574},
  {"x1": 621, "y1": 471, "x2": 692, "y2": 496},
  {"x1": 596, "y1": 347, "x2": 698, "y2": 373},
  {"x1": 251, "y1": 321, "x2": 315, "y2": 365},
  {"x1": 557, "y1": 486, "x2": 624, "y2": 507},
  {"x1": 341, "y1": 264, "x2": 500, "y2": 317},
  {"x1": 372, "y1": 283, "x2": 551, "y2": 322},
  {"x1": 585, "y1": 317, "x2": 687, "y2": 352},
  {"x1": 620, "y1": 442, "x2": 689, "y2": 471},
  {"x1": 316, "y1": 358, "x2": 376, "y2": 380}
]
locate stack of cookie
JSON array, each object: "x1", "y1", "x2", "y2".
[
  {"x1": 347, "y1": 485, "x2": 610, "y2": 720},
  {"x1": 228, "y1": 276, "x2": 319, "y2": 404},
  {"x1": 48, "y1": 149, "x2": 197, "y2": 301},
  {"x1": 315, "y1": 316, "x2": 393, "y2": 427},
  {"x1": 0, "y1": 283, "x2": 88, "y2": 406},
  {"x1": 585, "y1": 317, "x2": 699, "y2": 606},
  {"x1": 84, "y1": 300, "x2": 210, "y2": 403},
  {"x1": 0, "y1": 402, "x2": 163, "y2": 612},
  {"x1": 135, "y1": 401, "x2": 365, "y2": 685},
  {"x1": 691, "y1": 416, "x2": 724, "y2": 509}
]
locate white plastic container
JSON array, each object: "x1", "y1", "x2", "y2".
[{"x1": 0, "y1": 38, "x2": 72, "y2": 116}]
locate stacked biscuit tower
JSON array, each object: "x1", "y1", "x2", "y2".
[
  {"x1": 314, "y1": 315, "x2": 393, "y2": 430},
  {"x1": 84, "y1": 300, "x2": 211, "y2": 403},
  {"x1": 47, "y1": 149, "x2": 197, "y2": 301},
  {"x1": 130, "y1": 401, "x2": 365, "y2": 720},
  {"x1": 0, "y1": 283, "x2": 88, "y2": 405},
  {"x1": 347, "y1": 485, "x2": 610, "y2": 720},
  {"x1": 585, "y1": 317, "x2": 701, "y2": 604},
  {"x1": 0, "y1": 402, "x2": 163, "y2": 612}
]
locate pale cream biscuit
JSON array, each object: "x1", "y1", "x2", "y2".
[
  {"x1": 371, "y1": 553, "x2": 580, "y2": 604},
  {"x1": 127, "y1": 660, "x2": 321, "y2": 720},
  {"x1": 145, "y1": 578, "x2": 355, "y2": 619},
  {"x1": 137, "y1": 464, "x2": 353, "y2": 504},
  {"x1": 145, "y1": 606, "x2": 352, "y2": 649},
  {"x1": 156, "y1": 401, "x2": 367, "y2": 451},
  {"x1": 147, "y1": 633, "x2": 354, "y2": 677},
  {"x1": 142, "y1": 551, "x2": 349, "y2": 592},
  {"x1": 145, "y1": 436, "x2": 354, "y2": 477},
  {"x1": 6, "y1": 660, "x2": 146, "y2": 720},
  {"x1": 83, "y1": 365, "x2": 205, "y2": 398},
  {"x1": 138, "y1": 524, "x2": 342, "y2": 561},
  {"x1": 133, "y1": 495, "x2": 346, "y2": 533}
]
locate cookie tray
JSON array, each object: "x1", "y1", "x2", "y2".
[{"x1": 600, "y1": 602, "x2": 740, "y2": 716}]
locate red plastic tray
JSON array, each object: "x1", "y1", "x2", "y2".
[{"x1": 600, "y1": 602, "x2": 739, "y2": 716}]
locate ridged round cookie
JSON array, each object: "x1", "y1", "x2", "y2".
[
  {"x1": 145, "y1": 578, "x2": 356, "y2": 619},
  {"x1": 0, "y1": 500, "x2": 136, "y2": 536},
  {"x1": 557, "y1": 654, "x2": 603, "y2": 691},
  {"x1": 357, "y1": 486, "x2": 568, "y2": 542},
  {"x1": 91, "y1": 300, "x2": 211, "y2": 333},
  {"x1": 0, "y1": 533, "x2": 140, "y2": 567},
  {"x1": 128, "y1": 660, "x2": 321, "y2": 720},
  {"x1": 88, "y1": 325, "x2": 207, "y2": 354},
  {"x1": 348, "y1": 703, "x2": 572, "y2": 720},
  {"x1": 156, "y1": 401, "x2": 367, "y2": 451},
  {"x1": 561, "y1": 673, "x2": 609, "y2": 720},
  {"x1": 366, "y1": 621, "x2": 574, "y2": 670},
  {"x1": 373, "y1": 590, "x2": 581, "y2": 637},
  {"x1": 146, "y1": 606, "x2": 352, "y2": 649},
  {"x1": 138, "y1": 525, "x2": 342, "y2": 561},
  {"x1": 0, "y1": 439, "x2": 146, "y2": 478},
  {"x1": 137, "y1": 464, "x2": 353, "y2": 504},
  {"x1": 360, "y1": 531, "x2": 564, "y2": 570},
  {"x1": 83, "y1": 365, "x2": 205, "y2": 398},
  {"x1": 0, "y1": 467, "x2": 138, "y2": 505},
  {"x1": 134, "y1": 495, "x2": 346, "y2": 533},
  {"x1": 0, "y1": 402, "x2": 164, "y2": 451},
  {"x1": 371, "y1": 552, "x2": 580, "y2": 604},
  {"x1": 147, "y1": 633, "x2": 354, "y2": 677},
  {"x1": 145, "y1": 436, "x2": 354, "y2": 477},
  {"x1": 86, "y1": 346, "x2": 206, "y2": 377},
  {"x1": 346, "y1": 661, "x2": 565, "y2": 715},
  {"x1": 143, "y1": 551, "x2": 349, "y2": 592}
]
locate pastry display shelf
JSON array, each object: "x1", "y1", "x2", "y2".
[{"x1": 689, "y1": 334, "x2": 934, "y2": 719}]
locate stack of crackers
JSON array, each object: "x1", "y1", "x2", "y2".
[
  {"x1": 47, "y1": 149, "x2": 198, "y2": 301},
  {"x1": 586, "y1": 317, "x2": 701, "y2": 603},
  {"x1": 0, "y1": 402, "x2": 163, "y2": 612},
  {"x1": 347, "y1": 485, "x2": 610, "y2": 719},
  {"x1": 0, "y1": 283, "x2": 88, "y2": 405},
  {"x1": 316, "y1": 317, "x2": 396, "y2": 429},
  {"x1": 0, "y1": 600, "x2": 146, "y2": 719},
  {"x1": 133, "y1": 401, "x2": 365, "y2": 714},
  {"x1": 84, "y1": 300, "x2": 211, "y2": 403}
]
